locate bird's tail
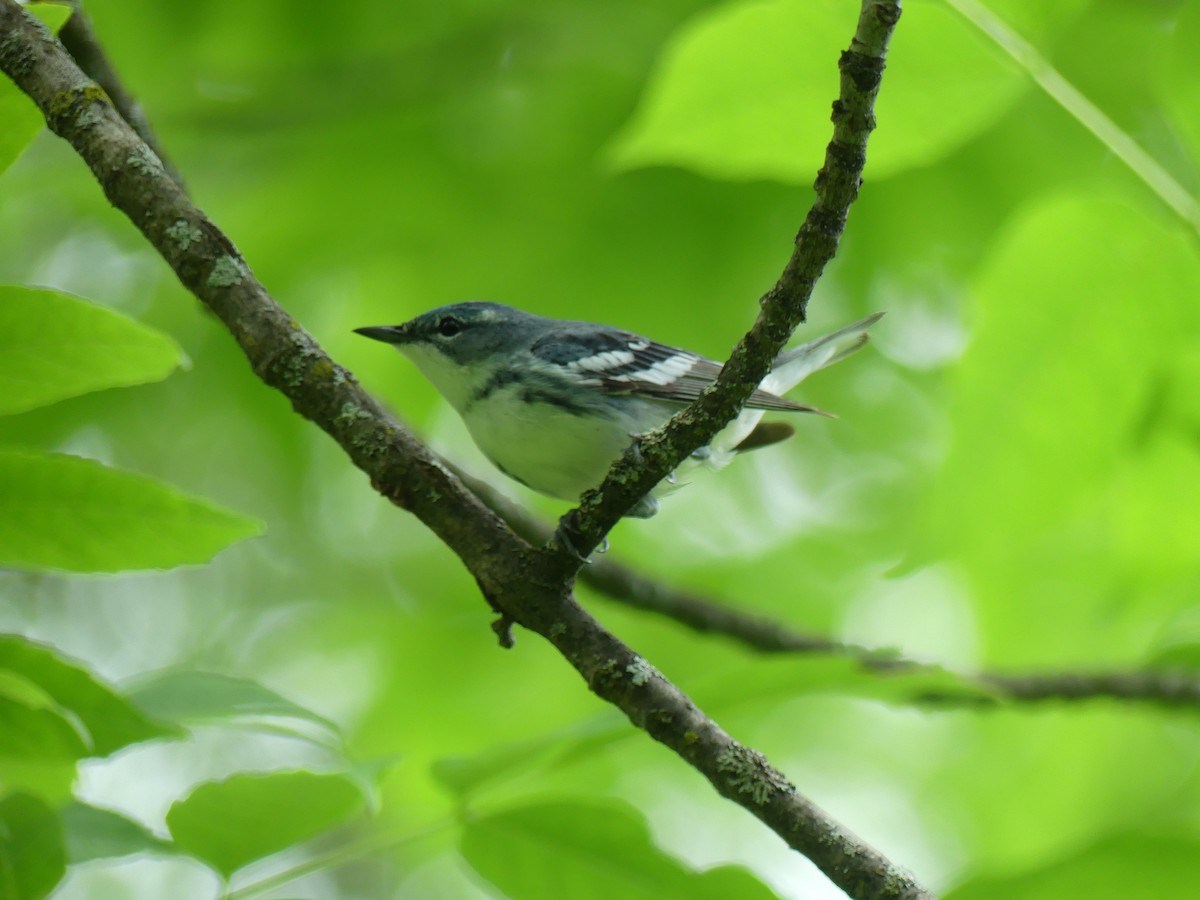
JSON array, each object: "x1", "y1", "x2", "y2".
[
  {"x1": 760, "y1": 311, "x2": 885, "y2": 397},
  {"x1": 700, "y1": 311, "x2": 884, "y2": 468}
]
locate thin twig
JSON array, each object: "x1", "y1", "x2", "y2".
[
  {"x1": 459, "y1": 463, "x2": 1200, "y2": 709},
  {"x1": 548, "y1": 0, "x2": 904, "y2": 569},
  {"x1": 453, "y1": 465, "x2": 850, "y2": 651},
  {"x1": 984, "y1": 670, "x2": 1200, "y2": 706}
]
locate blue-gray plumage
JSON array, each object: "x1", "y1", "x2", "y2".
[{"x1": 355, "y1": 302, "x2": 881, "y2": 518}]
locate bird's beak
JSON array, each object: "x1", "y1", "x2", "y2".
[{"x1": 354, "y1": 324, "x2": 410, "y2": 344}]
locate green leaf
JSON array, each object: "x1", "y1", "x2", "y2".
[
  {"x1": 698, "y1": 865, "x2": 788, "y2": 897},
  {"x1": 0, "y1": 666, "x2": 94, "y2": 799},
  {"x1": 0, "y1": 793, "x2": 66, "y2": 900},
  {"x1": 0, "y1": 634, "x2": 172, "y2": 802},
  {"x1": 912, "y1": 193, "x2": 1200, "y2": 662},
  {"x1": 945, "y1": 833, "x2": 1200, "y2": 900},
  {"x1": 0, "y1": 450, "x2": 263, "y2": 573},
  {"x1": 871, "y1": 0, "x2": 1029, "y2": 178},
  {"x1": 0, "y1": 759, "x2": 76, "y2": 808},
  {"x1": 61, "y1": 802, "x2": 176, "y2": 864},
  {"x1": 0, "y1": 635, "x2": 174, "y2": 756},
  {"x1": 432, "y1": 715, "x2": 625, "y2": 798},
  {"x1": 1145, "y1": 603, "x2": 1200, "y2": 670},
  {"x1": 166, "y1": 771, "x2": 366, "y2": 878},
  {"x1": 0, "y1": 657, "x2": 92, "y2": 775},
  {"x1": 0, "y1": 4, "x2": 74, "y2": 176},
  {"x1": 1161, "y1": 0, "x2": 1200, "y2": 177},
  {"x1": 1107, "y1": 435, "x2": 1200, "y2": 582},
  {"x1": 0, "y1": 286, "x2": 185, "y2": 416},
  {"x1": 0, "y1": 667, "x2": 63, "y2": 714},
  {"x1": 606, "y1": 0, "x2": 1024, "y2": 183},
  {"x1": 940, "y1": 204, "x2": 1195, "y2": 551},
  {"x1": 435, "y1": 655, "x2": 993, "y2": 802},
  {"x1": 127, "y1": 670, "x2": 341, "y2": 745},
  {"x1": 0, "y1": 694, "x2": 88, "y2": 761},
  {"x1": 461, "y1": 799, "x2": 775, "y2": 900}
]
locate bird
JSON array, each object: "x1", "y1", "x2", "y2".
[{"x1": 355, "y1": 302, "x2": 882, "y2": 519}]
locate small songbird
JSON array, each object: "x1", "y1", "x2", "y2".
[{"x1": 356, "y1": 303, "x2": 881, "y2": 518}]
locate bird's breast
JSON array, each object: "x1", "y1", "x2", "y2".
[{"x1": 460, "y1": 383, "x2": 665, "y2": 502}]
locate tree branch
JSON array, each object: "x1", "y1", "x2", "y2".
[
  {"x1": 548, "y1": 0, "x2": 903, "y2": 568},
  {"x1": 58, "y1": 0, "x2": 182, "y2": 184},
  {"x1": 455, "y1": 467, "x2": 851, "y2": 652},
  {"x1": 983, "y1": 670, "x2": 1200, "y2": 706},
  {"x1": 454, "y1": 460, "x2": 1200, "y2": 709},
  {"x1": 0, "y1": 0, "x2": 524, "y2": 587},
  {"x1": 0, "y1": 2, "x2": 930, "y2": 897}
]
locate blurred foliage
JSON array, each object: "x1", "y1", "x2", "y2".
[
  {"x1": 0, "y1": 284, "x2": 260, "y2": 574},
  {"x1": 1, "y1": 0, "x2": 1199, "y2": 897}
]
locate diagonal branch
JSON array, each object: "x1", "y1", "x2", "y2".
[
  {"x1": 58, "y1": 0, "x2": 182, "y2": 184},
  {"x1": 1, "y1": 2, "x2": 928, "y2": 897},
  {"x1": 446, "y1": 348, "x2": 1200, "y2": 710},
  {"x1": 0, "y1": 1, "x2": 524, "y2": 588},
  {"x1": 982, "y1": 669, "x2": 1200, "y2": 706},
  {"x1": 548, "y1": 0, "x2": 902, "y2": 568},
  {"x1": 458, "y1": 467, "x2": 854, "y2": 652},
  {"x1": 569, "y1": 536, "x2": 1200, "y2": 709}
]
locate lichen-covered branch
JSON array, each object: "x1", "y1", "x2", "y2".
[
  {"x1": 549, "y1": 0, "x2": 904, "y2": 570},
  {"x1": 450, "y1": 463, "x2": 843, "y2": 650},
  {"x1": 0, "y1": 2, "x2": 929, "y2": 896},
  {"x1": 58, "y1": 0, "x2": 182, "y2": 184},
  {"x1": 0, "y1": 0, "x2": 522, "y2": 587}
]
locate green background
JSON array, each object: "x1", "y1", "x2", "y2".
[{"x1": 2, "y1": 0, "x2": 1200, "y2": 896}]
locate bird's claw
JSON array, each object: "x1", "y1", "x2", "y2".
[
  {"x1": 625, "y1": 433, "x2": 646, "y2": 466},
  {"x1": 554, "y1": 513, "x2": 592, "y2": 564}
]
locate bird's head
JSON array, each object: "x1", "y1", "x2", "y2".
[{"x1": 355, "y1": 301, "x2": 535, "y2": 409}]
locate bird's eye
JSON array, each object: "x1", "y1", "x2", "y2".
[{"x1": 437, "y1": 316, "x2": 463, "y2": 337}]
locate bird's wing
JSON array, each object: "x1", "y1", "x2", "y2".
[
  {"x1": 530, "y1": 328, "x2": 822, "y2": 412},
  {"x1": 607, "y1": 353, "x2": 824, "y2": 413}
]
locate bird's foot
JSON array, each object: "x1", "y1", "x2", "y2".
[{"x1": 554, "y1": 512, "x2": 592, "y2": 564}]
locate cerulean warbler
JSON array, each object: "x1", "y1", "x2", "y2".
[{"x1": 355, "y1": 303, "x2": 882, "y2": 518}]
